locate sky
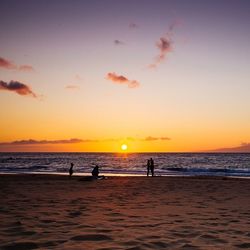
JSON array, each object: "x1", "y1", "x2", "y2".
[{"x1": 0, "y1": 0, "x2": 250, "y2": 152}]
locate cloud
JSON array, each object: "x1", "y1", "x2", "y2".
[
  {"x1": 0, "y1": 57, "x2": 16, "y2": 69},
  {"x1": 0, "y1": 136, "x2": 171, "y2": 146},
  {"x1": 65, "y1": 84, "x2": 80, "y2": 90},
  {"x1": 129, "y1": 22, "x2": 138, "y2": 29},
  {"x1": 156, "y1": 37, "x2": 172, "y2": 61},
  {"x1": 19, "y1": 65, "x2": 35, "y2": 72},
  {"x1": 0, "y1": 56, "x2": 34, "y2": 72},
  {"x1": 160, "y1": 137, "x2": 171, "y2": 140},
  {"x1": 106, "y1": 72, "x2": 140, "y2": 89},
  {"x1": 148, "y1": 21, "x2": 180, "y2": 68},
  {"x1": 0, "y1": 138, "x2": 86, "y2": 145},
  {"x1": 65, "y1": 74, "x2": 84, "y2": 90},
  {"x1": 149, "y1": 36, "x2": 173, "y2": 69},
  {"x1": 114, "y1": 40, "x2": 124, "y2": 45},
  {"x1": 102, "y1": 136, "x2": 171, "y2": 142},
  {"x1": 144, "y1": 136, "x2": 171, "y2": 141},
  {"x1": 144, "y1": 136, "x2": 159, "y2": 141},
  {"x1": 210, "y1": 143, "x2": 250, "y2": 152},
  {"x1": 0, "y1": 138, "x2": 117, "y2": 146},
  {"x1": 107, "y1": 73, "x2": 127, "y2": 83},
  {"x1": 0, "y1": 80, "x2": 37, "y2": 97}
]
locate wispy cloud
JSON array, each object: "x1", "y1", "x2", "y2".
[
  {"x1": 143, "y1": 136, "x2": 171, "y2": 141},
  {"x1": 0, "y1": 80, "x2": 37, "y2": 97},
  {"x1": 106, "y1": 72, "x2": 140, "y2": 89},
  {"x1": 149, "y1": 21, "x2": 181, "y2": 68},
  {"x1": 157, "y1": 37, "x2": 172, "y2": 61},
  {"x1": 114, "y1": 39, "x2": 125, "y2": 46},
  {"x1": 65, "y1": 74, "x2": 84, "y2": 90},
  {"x1": 149, "y1": 37, "x2": 173, "y2": 69},
  {"x1": 209, "y1": 143, "x2": 250, "y2": 152},
  {"x1": 160, "y1": 137, "x2": 171, "y2": 140},
  {"x1": 129, "y1": 22, "x2": 138, "y2": 29},
  {"x1": 19, "y1": 65, "x2": 34, "y2": 72},
  {"x1": 104, "y1": 136, "x2": 171, "y2": 142},
  {"x1": 65, "y1": 84, "x2": 80, "y2": 90},
  {"x1": 0, "y1": 57, "x2": 16, "y2": 69},
  {"x1": 0, "y1": 57, "x2": 34, "y2": 72},
  {"x1": 102, "y1": 136, "x2": 171, "y2": 142},
  {"x1": 0, "y1": 138, "x2": 86, "y2": 145},
  {"x1": 0, "y1": 136, "x2": 171, "y2": 146}
]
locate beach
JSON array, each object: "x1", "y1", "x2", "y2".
[{"x1": 1, "y1": 174, "x2": 250, "y2": 250}]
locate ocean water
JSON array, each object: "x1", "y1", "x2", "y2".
[{"x1": 0, "y1": 152, "x2": 250, "y2": 177}]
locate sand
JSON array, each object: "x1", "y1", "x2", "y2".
[{"x1": 0, "y1": 174, "x2": 250, "y2": 250}]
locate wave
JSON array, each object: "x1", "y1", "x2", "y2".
[
  {"x1": 1, "y1": 152, "x2": 250, "y2": 177},
  {"x1": 162, "y1": 166, "x2": 250, "y2": 176}
]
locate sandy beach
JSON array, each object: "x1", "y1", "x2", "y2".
[{"x1": 1, "y1": 174, "x2": 250, "y2": 250}]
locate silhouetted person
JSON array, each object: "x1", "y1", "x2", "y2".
[
  {"x1": 92, "y1": 165, "x2": 99, "y2": 178},
  {"x1": 69, "y1": 162, "x2": 74, "y2": 177},
  {"x1": 147, "y1": 159, "x2": 151, "y2": 176},
  {"x1": 150, "y1": 158, "x2": 154, "y2": 177}
]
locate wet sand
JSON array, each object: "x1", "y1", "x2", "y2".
[{"x1": 1, "y1": 174, "x2": 250, "y2": 249}]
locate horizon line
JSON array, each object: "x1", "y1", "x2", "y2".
[{"x1": 0, "y1": 151, "x2": 249, "y2": 154}]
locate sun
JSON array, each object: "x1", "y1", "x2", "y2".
[{"x1": 121, "y1": 144, "x2": 128, "y2": 151}]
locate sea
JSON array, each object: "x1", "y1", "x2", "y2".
[{"x1": 0, "y1": 152, "x2": 250, "y2": 177}]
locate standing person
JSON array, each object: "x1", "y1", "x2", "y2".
[
  {"x1": 69, "y1": 162, "x2": 74, "y2": 177},
  {"x1": 147, "y1": 159, "x2": 151, "y2": 176},
  {"x1": 150, "y1": 158, "x2": 154, "y2": 177}
]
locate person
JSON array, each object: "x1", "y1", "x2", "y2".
[
  {"x1": 69, "y1": 162, "x2": 74, "y2": 177},
  {"x1": 147, "y1": 159, "x2": 151, "y2": 176},
  {"x1": 150, "y1": 158, "x2": 154, "y2": 177},
  {"x1": 92, "y1": 165, "x2": 99, "y2": 178}
]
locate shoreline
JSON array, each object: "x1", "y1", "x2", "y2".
[{"x1": 1, "y1": 172, "x2": 250, "y2": 179}]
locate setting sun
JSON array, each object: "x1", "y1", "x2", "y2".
[{"x1": 121, "y1": 144, "x2": 128, "y2": 151}]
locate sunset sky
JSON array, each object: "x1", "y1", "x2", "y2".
[{"x1": 0, "y1": 0, "x2": 250, "y2": 152}]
